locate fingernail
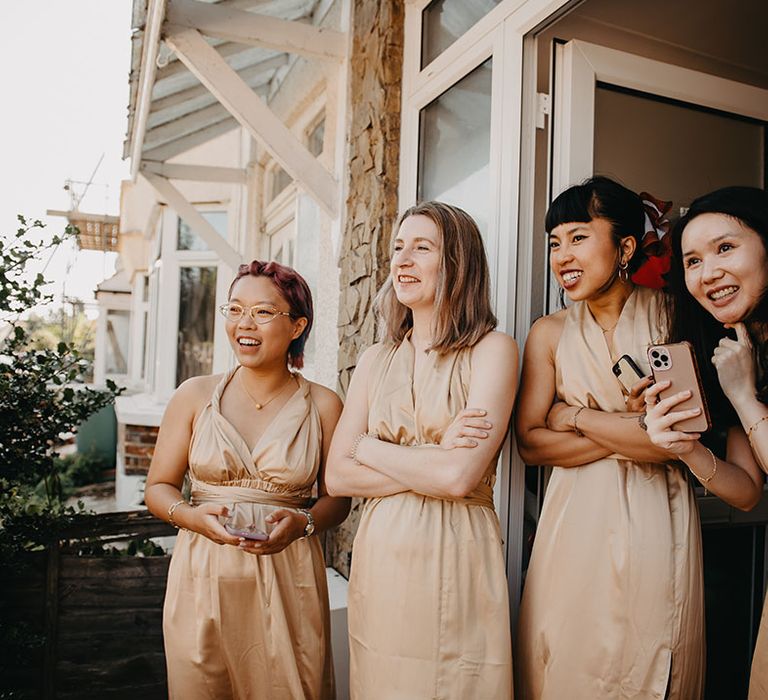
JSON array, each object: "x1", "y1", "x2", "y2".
[{"x1": 266, "y1": 516, "x2": 274, "y2": 523}]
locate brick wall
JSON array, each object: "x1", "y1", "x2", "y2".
[{"x1": 119, "y1": 423, "x2": 159, "y2": 476}]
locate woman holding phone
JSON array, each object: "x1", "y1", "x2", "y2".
[
  {"x1": 326, "y1": 201, "x2": 517, "y2": 699},
  {"x1": 145, "y1": 260, "x2": 350, "y2": 700},
  {"x1": 642, "y1": 186, "x2": 766, "y2": 697},
  {"x1": 515, "y1": 176, "x2": 705, "y2": 699}
]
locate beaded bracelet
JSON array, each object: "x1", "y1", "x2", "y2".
[
  {"x1": 350, "y1": 432, "x2": 376, "y2": 464},
  {"x1": 168, "y1": 499, "x2": 187, "y2": 529}
]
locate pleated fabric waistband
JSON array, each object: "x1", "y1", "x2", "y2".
[{"x1": 190, "y1": 479, "x2": 311, "y2": 509}]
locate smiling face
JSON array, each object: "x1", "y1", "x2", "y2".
[
  {"x1": 390, "y1": 214, "x2": 442, "y2": 311},
  {"x1": 225, "y1": 275, "x2": 307, "y2": 369},
  {"x1": 548, "y1": 217, "x2": 635, "y2": 302},
  {"x1": 682, "y1": 212, "x2": 768, "y2": 324}
]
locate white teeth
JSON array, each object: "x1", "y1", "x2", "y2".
[
  {"x1": 398, "y1": 275, "x2": 419, "y2": 283},
  {"x1": 562, "y1": 271, "x2": 582, "y2": 283},
  {"x1": 710, "y1": 286, "x2": 738, "y2": 300},
  {"x1": 238, "y1": 338, "x2": 259, "y2": 346}
]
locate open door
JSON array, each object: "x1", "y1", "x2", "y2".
[{"x1": 548, "y1": 38, "x2": 768, "y2": 697}]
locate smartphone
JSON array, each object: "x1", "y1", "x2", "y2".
[
  {"x1": 224, "y1": 523, "x2": 268, "y2": 541},
  {"x1": 612, "y1": 354, "x2": 645, "y2": 392},
  {"x1": 647, "y1": 342, "x2": 711, "y2": 433}
]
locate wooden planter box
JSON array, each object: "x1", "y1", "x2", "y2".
[{"x1": 1, "y1": 511, "x2": 175, "y2": 699}]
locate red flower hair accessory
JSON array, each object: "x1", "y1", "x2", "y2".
[{"x1": 631, "y1": 192, "x2": 672, "y2": 289}]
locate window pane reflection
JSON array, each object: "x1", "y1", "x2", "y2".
[
  {"x1": 422, "y1": 0, "x2": 501, "y2": 67},
  {"x1": 418, "y1": 58, "x2": 492, "y2": 238},
  {"x1": 105, "y1": 310, "x2": 130, "y2": 375},
  {"x1": 177, "y1": 211, "x2": 228, "y2": 252},
  {"x1": 176, "y1": 266, "x2": 217, "y2": 386}
]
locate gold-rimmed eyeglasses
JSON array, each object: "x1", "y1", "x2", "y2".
[{"x1": 218, "y1": 303, "x2": 292, "y2": 324}]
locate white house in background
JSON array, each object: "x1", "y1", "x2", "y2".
[{"x1": 96, "y1": 0, "x2": 768, "y2": 693}]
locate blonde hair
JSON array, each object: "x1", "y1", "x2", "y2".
[{"x1": 374, "y1": 201, "x2": 497, "y2": 353}]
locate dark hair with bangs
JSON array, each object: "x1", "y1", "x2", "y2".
[
  {"x1": 228, "y1": 259, "x2": 313, "y2": 369},
  {"x1": 665, "y1": 186, "x2": 768, "y2": 415},
  {"x1": 375, "y1": 201, "x2": 497, "y2": 352},
  {"x1": 546, "y1": 175, "x2": 647, "y2": 274}
]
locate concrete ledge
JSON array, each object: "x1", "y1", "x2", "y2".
[
  {"x1": 326, "y1": 567, "x2": 349, "y2": 700},
  {"x1": 115, "y1": 392, "x2": 167, "y2": 426}
]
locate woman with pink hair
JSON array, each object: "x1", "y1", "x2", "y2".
[{"x1": 146, "y1": 260, "x2": 350, "y2": 699}]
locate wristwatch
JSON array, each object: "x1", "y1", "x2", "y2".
[{"x1": 298, "y1": 508, "x2": 315, "y2": 537}]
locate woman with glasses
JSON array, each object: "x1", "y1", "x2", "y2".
[
  {"x1": 326, "y1": 201, "x2": 517, "y2": 698},
  {"x1": 145, "y1": 260, "x2": 350, "y2": 700}
]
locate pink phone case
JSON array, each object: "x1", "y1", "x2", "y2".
[{"x1": 647, "y1": 342, "x2": 711, "y2": 433}]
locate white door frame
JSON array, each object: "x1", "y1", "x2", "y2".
[
  {"x1": 400, "y1": 0, "x2": 574, "y2": 620},
  {"x1": 552, "y1": 39, "x2": 768, "y2": 200}
]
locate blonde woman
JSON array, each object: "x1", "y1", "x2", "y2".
[{"x1": 327, "y1": 201, "x2": 517, "y2": 699}]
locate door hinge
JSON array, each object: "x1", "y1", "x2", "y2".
[{"x1": 536, "y1": 93, "x2": 551, "y2": 130}]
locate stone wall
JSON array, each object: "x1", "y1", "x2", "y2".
[{"x1": 324, "y1": 0, "x2": 404, "y2": 578}]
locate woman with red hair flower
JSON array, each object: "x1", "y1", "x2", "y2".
[
  {"x1": 515, "y1": 176, "x2": 705, "y2": 699},
  {"x1": 146, "y1": 260, "x2": 350, "y2": 700}
]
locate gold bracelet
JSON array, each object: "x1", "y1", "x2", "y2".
[
  {"x1": 746, "y1": 414, "x2": 768, "y2": 443},
  {"x1": 168, "y1": 499, "x2": 187, "y2": 529},
  {"x1": 572, "y1": 407, "x2": 586, "y2": 437},
  {"x1": 689, "y1": 447, "x2": 717, "y2": 495}
]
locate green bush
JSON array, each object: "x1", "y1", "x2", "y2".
[{"x1": 0, "y1": 216, "x2": 123, "y2": 546}]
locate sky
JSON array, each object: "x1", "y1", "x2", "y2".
[{"x1": 0, "y1": 2, "x2": 133, "y2": 315}]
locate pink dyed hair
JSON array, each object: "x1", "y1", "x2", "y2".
[{"x1": 228, "y1": 260, "x2": 313, "y2": 369}]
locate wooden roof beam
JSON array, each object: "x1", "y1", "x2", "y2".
[
  {"x1": 164, "y1": 25, "x2": 339, "y2": 218},
  {"x1": 165, "y1": 0, "x2": 346, "y2": 62},
  {"x1": 140, "y1": 161, "x2": 247, "y2": 184},
  {"x1": 142, "y1": 171, "x2": 241, "y2": 270}
]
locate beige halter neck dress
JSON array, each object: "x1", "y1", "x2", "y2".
[
  {"x1": 348, "y1": 336, "x2": 514, "y2": 699},
  {"x1": 163, "y1": 368, "x2": 334, "y2": 700},
  {"x1": 516, "y1": 287, "x2": 705, "y2": 699}
]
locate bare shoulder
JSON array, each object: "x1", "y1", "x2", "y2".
[
  {"x1": 308, "y1": 380, "x2": 343, "y2": 415},
  {"x1": 475, "y1": 330, "x2": 518, "y2": 353},
  {"x1": 526, "y1": 310, "x2": 567, "y2": 348},
  {"x1": 356, "y1": 342, "x2": 386, "y2": 369},
  {"x1": 173, "y1": 373, "x2": 221, "y2": 404},
  {"x1": 162, "y1": 373, "x2": 222, "y2": 425}
]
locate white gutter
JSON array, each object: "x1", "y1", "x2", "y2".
[{"x1": 130, "y1": 0, "x2": 167, "y2": 181}]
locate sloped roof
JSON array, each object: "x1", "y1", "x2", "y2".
[{"x1": 124, "y1": 0, "x2": 320, "y2": 164}]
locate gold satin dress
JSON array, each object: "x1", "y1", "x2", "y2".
[
  {"x1": 163, "y1": 368, "x2": 334, "y2": 700},
  {"x1": 517, "y1": 287, "x2": 705, "y2": 699},
  {"x1": 348, "y1": 337, "x2": 514, "y2": 699}
]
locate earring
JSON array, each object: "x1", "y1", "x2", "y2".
[{"x1": 618, "y1": 259, "x2": 629, "y2": 283}]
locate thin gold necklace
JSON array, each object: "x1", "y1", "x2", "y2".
[
  {"x1": 239, "y1": 370, "x2": 294, "y2": 410},
  {"x1": 599, "y1": 320, "x2": 618, "y2": 334}
]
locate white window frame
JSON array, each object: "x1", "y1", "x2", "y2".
[
  {"x1": 154, "y1": 203, "x2": 233, "y2": 399},
  {"x1": 401, "y1": 0, "x2": 573, "y2": 617}
]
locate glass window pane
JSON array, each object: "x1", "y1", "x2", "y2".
[
  {"x1": 308, "y1": 119, "x2": 325, "y2": 157},
  {"x1": 105, "y1": 310, "x2": 130, "y2": 375},
  {"x1": 177, "y1": 211, "x2": 228, "y2": 251},
  {"x1": 269, "y1": 166, "x2": 293, "y2": 202},
  {"x1": 417, "y1": 58, "x2": 492, "y2": 238},
  {"x1": 422, "y1": 0, "x2": 501, "y2": 67},
  {"x1": 176, "y1": 266, "x2": 217, "y2": 386}
]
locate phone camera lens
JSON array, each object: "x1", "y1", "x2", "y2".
[
  {"x1": 651, "y1": 350, "x2": 659, "y2": 359},
  {"x1": 653, "y1": 360, "x2": 662, "y2": 368}
]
